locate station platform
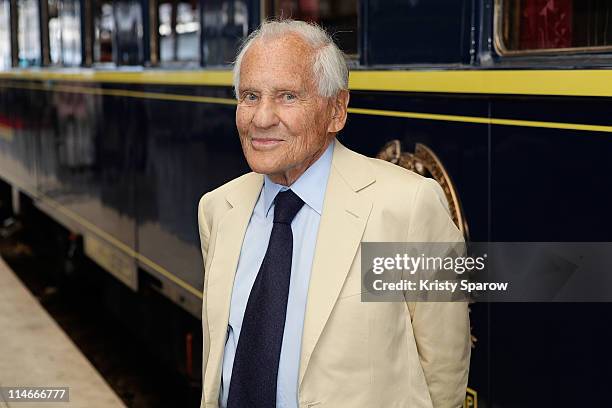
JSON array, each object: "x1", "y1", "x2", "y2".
[{"x1": 0, "y1": 256, "x2": 126, "y2": 408}]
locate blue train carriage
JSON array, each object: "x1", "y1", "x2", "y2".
[{"x1": 1, "y1": 0, "x2": 612, "y2": 406}]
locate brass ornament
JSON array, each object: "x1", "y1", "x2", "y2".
[{"x1": 376, "y1": 139, "x2": 470, "y2": 242}]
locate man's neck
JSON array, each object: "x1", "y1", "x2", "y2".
[{"x1": 267, "y1": 140, "x2": 333, "y2": 186}]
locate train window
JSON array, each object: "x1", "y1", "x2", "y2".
[
  {"x1": 497, "y1": 0, "x2": 612, "y2": 54},
  {"x1": 0, "y1": 0, "x2": 10, "y2": 68},
  {"x1": 48, "y1": 0, "x2": 82, "y2": 66},
  {"x1": 158, "y1": 0, "x2": 200, "y2": 63},
  {"x1": 93, "y1": 0, "x2": 114, "y2": 63},
  {"x1": 364, "y1": 0, "x2": 471, "y2": 65},
  {"x1": 266, "y1": 0, "x2": 358, "y2": 56},
  {"x1": 202, "y1": 0, "x2": 249, "y2": 66},
  {"x1": 17, "y1": 0, "x2": 42, "y2": 66},
  {"x1": 93, "y1": 0, "x2": 144, "y2": 65}
]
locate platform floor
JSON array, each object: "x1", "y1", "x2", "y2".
[{"x1": 0, "y1": 256, "x2": 126, "y2": 408}]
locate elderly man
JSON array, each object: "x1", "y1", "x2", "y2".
[{"x1": 198, "y1": 19, "x2": 470, "y2": 408}]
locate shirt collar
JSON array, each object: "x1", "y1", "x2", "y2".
[{"x1": 263, "y1": 139, "x2": 334, "y2": 217}]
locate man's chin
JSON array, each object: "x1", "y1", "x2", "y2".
[{"x1": 246, "y1": 159, "x2": 284, "y2": 177}]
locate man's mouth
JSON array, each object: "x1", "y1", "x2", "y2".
[{"x1": 250, "y1": 137, "x2": 284, "y2": 149}]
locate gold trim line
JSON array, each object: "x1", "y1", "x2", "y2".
[
  {"x1": 3, "y1": 69, "x2": 612, "y2": 97},
  {"x1": 348, "y1": 108, "x2": 612, "y2": 133}
]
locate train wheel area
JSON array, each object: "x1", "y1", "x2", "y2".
[{"x1": 0, "y1": 196, "x2": 202, "y2": 408}]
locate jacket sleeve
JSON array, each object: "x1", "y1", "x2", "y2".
[
  {"x1": 405, "y1": 178, "x2": 471, "y2": 408},
  {"x1": 198, "y1": 193, "x2": 212, "y2": 408}
]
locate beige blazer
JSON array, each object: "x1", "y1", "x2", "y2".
[{"x1": 197, "y1": 140, "x2": 470, "y2": 408}]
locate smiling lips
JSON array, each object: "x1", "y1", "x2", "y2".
[{"x1": 250, "y1": 137, "x2": 284, "y2": 149}]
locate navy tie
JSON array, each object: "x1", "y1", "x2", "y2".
[{"x1": 227, "y1": 189, "x2": 305, "y2": 408}]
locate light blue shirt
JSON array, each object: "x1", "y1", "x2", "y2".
[{"x1": 219, "y1": 140, "x2": 334, "y2": 408}]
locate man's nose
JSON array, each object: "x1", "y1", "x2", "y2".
[{"x1": 252, "y1": 97, "x2": 280, "y2": 129}]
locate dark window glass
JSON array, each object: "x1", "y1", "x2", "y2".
[
  {"x1": 269, "y1": 0, "x2": 358, "y2": 56},
  {"x1": 158, "y1": 0, "x2": 200, "y2": 62},
  {"x1": 17, "y1": 0, "x2": 41, "y2": 66},
  {"x1": 94, "y1": 0, "x2": 143, "y2": 65},
  {"x1": 499, "y1": 0, "x2": 612, "y2": 53},
  {"x1": 93, "y1": 0, "x2": 114, "y2": 63},
  {"x1": 202, "y1": 0, "x2": 249, "y2": 66},
  {"x1": 366, "y1": 0, "x2": 470, "y2": 65},
  {"x1": 49, "y1": 0, "x2": 81, "y2": 66},
  {"x1": 49, "y1": 0, "x2": 61, "y2": 63},
  {"x1": 114, "y1": 0, "x2": 144, "y2": 64},
  {"x1": 0, "y1": 0, "x2": 10, "y2": 68}
]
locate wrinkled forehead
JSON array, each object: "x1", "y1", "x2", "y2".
[
  {"x1": 254, "y1": 31, "x2": 316, "y2": 55},
  {"x1": 239, "y1": 34, "x2": 318, "y2": 90}
]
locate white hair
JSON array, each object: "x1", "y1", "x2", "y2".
[{"x1": 232, "y1": 19, "x2": 349, "y2": 98}]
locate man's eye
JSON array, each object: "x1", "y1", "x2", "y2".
[
  {"x1": 243, "y1": 93, "x2": 258, "y2": 102},
  {"x1": 282, "y1": 93, "x2": 296, "y2": 102}
]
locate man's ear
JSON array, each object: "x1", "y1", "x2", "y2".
[{"x1": 327, "y1": 90, "x2": 350, "y2": 133}]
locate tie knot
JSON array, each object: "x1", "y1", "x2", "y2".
[{"x1": 273, "y1": 189, "x2": 304, "y2": 224}]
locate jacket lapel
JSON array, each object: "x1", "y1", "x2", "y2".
[
  {"x1": 298, "y1": 140, "x2": 375, "y2": 388},
  {"x1": 203, "y1": 172, "x2": 263, "y2": 403}
]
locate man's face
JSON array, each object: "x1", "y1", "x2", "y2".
[{"x1": 235, "y1": 34, "x2": 348, "y2": 185}]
